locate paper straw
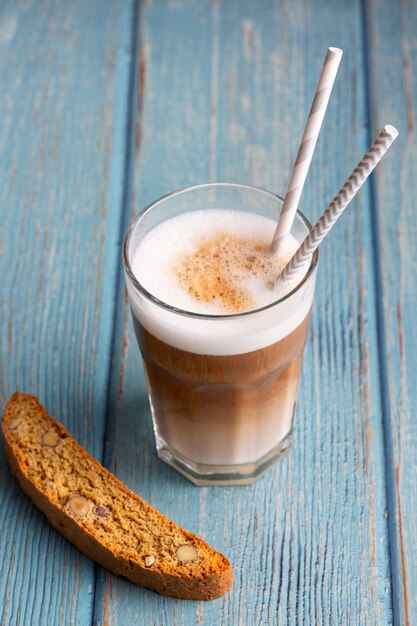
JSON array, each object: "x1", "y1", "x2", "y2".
[
  {"x1": 271, "y1": 47, "x2": 343, "y2": 254},
  {"x1": 279, "y1": 125, "x2": 398, "y2": 282}
]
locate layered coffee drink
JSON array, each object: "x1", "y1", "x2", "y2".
[{"x1": 123, "y1": 184, "x2": 317, "y2": 484}]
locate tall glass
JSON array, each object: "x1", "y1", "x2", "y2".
[{"x1": 123, "y1": 183, "x2": 318, "y2": 485}]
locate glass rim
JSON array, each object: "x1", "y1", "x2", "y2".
[{"x1": 122, "y1": 182, "x2": 319, "y2": 321}]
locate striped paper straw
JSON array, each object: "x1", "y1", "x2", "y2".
[
  {"x1": 279, "y1": 125, "x2": 398, "y2": 282},
  {"x1": 271, "y1": 47, "x2": 343, "y2": 254}
]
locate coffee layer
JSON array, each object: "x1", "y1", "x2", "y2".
[{"x1": 134, "y1": 313, "x2": 311, "y2": 465}]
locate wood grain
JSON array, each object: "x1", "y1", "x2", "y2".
[
  {"x1": 0, "y1": 1, "x2": 136, "y2": 625},
  {"x1": 94, "y1": 1, "x2": 393, "y2": 624},
  {"x1": 366, "y1": 0, "x2": 417, "y2": 623},
  {"x1": 1, "y1": 0, "x2": 413, "y2": 624}
]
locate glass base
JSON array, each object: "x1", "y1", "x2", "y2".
[{"x1": 155, "y1": 431, "x2": 293, "y2": 486}]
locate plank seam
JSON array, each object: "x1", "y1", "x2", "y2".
[
  {"x1": 90, "y1": 1, "x2": 141, "y2": 624},
  {"x1": 360, "y1": 0, "x2": 403, "y2": 623}
]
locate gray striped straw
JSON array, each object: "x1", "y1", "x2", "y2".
[
  {"x1": 271, "y1": 47, "x2": 343, "y2": 254},
  {"x1": 279, "y1": 125, "x2": 398, "y2": 282}
]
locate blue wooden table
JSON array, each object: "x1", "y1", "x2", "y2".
[{"x1": 0, "y1": 1, "x2": 415, "y2": 624}]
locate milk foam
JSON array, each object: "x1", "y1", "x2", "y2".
[
  {"x1": 128, "y1": 209, "x2": 315, "y2": 355},
  {"x1": 132, "y1": 210, "x2": 302, "y2": 314}
]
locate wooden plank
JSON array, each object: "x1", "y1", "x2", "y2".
[
  {"x1": 366, "y1": 0, "x2": 417, "y2": 623},
  {"x1": 95, "y1": 0, "x2": 393, "y2": 624},
  {"x1": 0, "y1": 1, "x2": 136, "y2": 625}
]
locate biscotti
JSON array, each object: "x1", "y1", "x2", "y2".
[{"x1": 1, "y1": 392, "x2": 233, "y2": 600}]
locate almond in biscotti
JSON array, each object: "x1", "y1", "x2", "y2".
[
  {"x1": 67, "y1": 495, "x2": 93, "y2": 518},
  {"x1": 41, "y1": 430, "x2": 60, "y2": 447},
  {"x1": 95, "y1": 505, "x2": 109, "y2": 518},
  {"x1": 7, "y1": 417, "x2": 22, "y2": 431},
  {"x1": 176, "y1": 544, "x2": 198, "y2": 563}
]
